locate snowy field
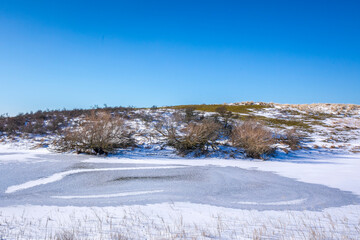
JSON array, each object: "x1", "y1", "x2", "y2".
[
  {"x1": 1, "y1": 103, "x2": 360, "y2": 239},
  {"x1": 1, "y1": 144, "x2": 360, "y2": 239}
]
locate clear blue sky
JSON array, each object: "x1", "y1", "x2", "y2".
[{"x1": 1, "y1": 0, "x2": 359, "y2": 115}]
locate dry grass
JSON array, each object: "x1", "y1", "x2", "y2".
[
  {"x1": 55, "y1": 230, "x2": 76, "y2": 240},
  {"x1": 281, "y1": 103, "x2": 360, "y2": 115},
  {"x1": 1, "y1": 206, "x2": 359, "y2": 240}
]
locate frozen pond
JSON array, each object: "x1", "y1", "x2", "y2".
[{"x1": 0, "y1": 152, "x2": 359, "y2": 211}]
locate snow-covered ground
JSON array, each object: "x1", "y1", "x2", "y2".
[
  {"x1": 1, "y1": 104, "x2": 360, "y2": 239},
  {"x1": 0, "y1": 143, "x2": 360, "y2": 239}
]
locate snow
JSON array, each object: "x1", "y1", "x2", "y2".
[
  {"x1": 237, "y1": 198, "x2": 307, "y2": 205},
  {"x1": 1, "y1": 146, "x2": 359, "y2": 238},
  {"x1": 51, "y1": 190, "x2": 164, "y2": 199},
  {"x1": 1, "y1": 202, "x2": 359, "y2": 239},
  {"x1": 1, "y1": 104, "x2": 360, "y2": 239},
  {"x1": 82, "y1": 151, "x2": 360, "y2": 196},
  {"x1": 0, "y1": 144, "x2": 50, "y2": 164},
  {"x1": 5, "y1": 166, "x2": 186, "y2": 194}
]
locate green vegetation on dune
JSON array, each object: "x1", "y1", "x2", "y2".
[
  {"x1": 241, "y1": 116, "x2": 312, "y2": 129},
  {"x1": 165, "y1": 104, "x2": 311, "y2": 129},
  {"x1": 164, "y1": 104, "x2": 268, "y2": 114}
]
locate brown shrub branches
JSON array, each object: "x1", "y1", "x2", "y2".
[
  {"x1": 54, "y1": 112, "x2": 134, "y2": 155},
  {"x1": 231, "y1": 120, "x2": 276, "y2": 159},
  {"x1": 156, "y1": 118, "x2": 221, "y2": 156}
]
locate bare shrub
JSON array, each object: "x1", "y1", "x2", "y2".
[
  {"x1": 215, "y1": 105, "x2": 233, "y2": 120},
  {"x1": 133, "y1": 111, "x2": 154, "y2": 122},
  {"x1": 156, "y1": 118, "x2": 221, "y2": 156},
  {"x1": 54, "y1": 112, "x2": 134, "y2": 155},
  {"x1": 23, "y1": 118, "x2": 47, "y2": 134},
  {"x1": 279, "y1": 129, "x2": 302, "y2": 150},
  {"x1": 172, "y1": 110, "x2": 186, "y2": 123},
  {"x1": 0, "y1": 111, "x2": 67, "y2": 135},
  {"x1": 176, "y1": 120, "x2": 221, "y2": 155},
  {"x1": 0, "y1": 116, "x2": 5, "y2": 134},
  {"x1": 231, "y1": 120, "x2": 276, "y2": 159},
  {"x1": 215, "y1": 106, "x2": 233, "y2": 135},
  {"x1": 155, "y1": 116, "x2": 179, "y2": 145},
  {"x1": 0, "y1": 106, "x2": 141, "y2": 137},
  {"x1": 46, "y1": 114, "x2": 67, "y2": 133},
  {"x1": 4, "y1": 115, "x2": 25, "y2": 135},
  {"x1": 215, "y1": 106, "x2": 227, "y2": 116},
  {"x1": 184, "y1": 107, "x2": 196, "y2": 122}
]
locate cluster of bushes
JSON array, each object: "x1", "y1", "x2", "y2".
[
  {"x1": 1, "y1": 106, "x2": 302, "y2": 159},
  {"x1": 0, "y1": 112, "x2": 67, "y2": 135},
  {"x1": 0, "y1": 106, "x2": 139, "y2": 136},
  {"x1": 154, "y1": 108, "x2": 300, "y2": 159}
]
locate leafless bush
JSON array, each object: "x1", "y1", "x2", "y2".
[
  {"x1": 3, "y1": 115, "x2": 26, "y2": 135},
  {"x1": 0, "y1": 106, "x2": 141, "y2": 136},
  {"x1": 231, "y1": 120, "x2": 276, "y2": 159},
  {"x1": 54, "y1": 112, "x2": 135, "y2": 155},
  {"x1": 46, "y1": 114, "x2": 67, "y2": 133},
  {"x1": 176, "y1": 120, "x2": 221, "y2": 155},
  {"x1": 0, "y1": 116, "x2": 6, "y2": 134},
  {"x1": 156, "y1": 118, "x2": 221, "y2": 156},
  {"x1": 279, "y1": 129, "x2": 302, "y2": 150},
  {"x1": 215, "y1": 106, "x2": 233, "y2": 136},
  {"x1": 23, "y1": 118, "x2": 47, "y2": 134},
  {"x1": 184, "y1": 107, "x2": 196, "y2": 122},
  {"x1": 0, "y1": 111, "x2": 69, "y2": 136},
  {"x1": 132, "y1": 111, "x2": 154, "y2": 122},
  {"x1": 172, "y1": 110, "x2": 186, "y2": 123}
]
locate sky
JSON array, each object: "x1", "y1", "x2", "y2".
[{"x1": 1, "y1": 0, "x2": 360, "y2": 115}]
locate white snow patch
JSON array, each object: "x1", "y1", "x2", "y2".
[
  {"x1": 0, "y1": 144, "x2": 51, "y2": 163},
  {"x1": 5, "y1": 166, "x2": 186, "y2": 194},
  {"x1": 238, "y1": 198, "x2": 306, "y2": 205},
  {"x1": 1, "y1": 203, "x2": 359, "y2": 239},
  {"x1": 52, "y1": 190, "x2": 164, "y2": 199}
]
